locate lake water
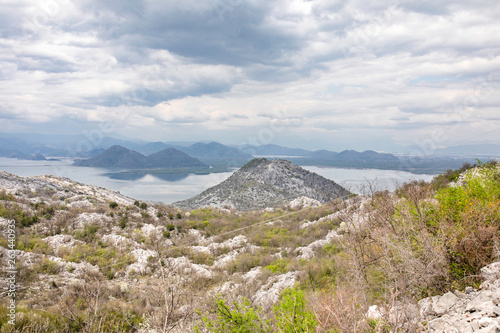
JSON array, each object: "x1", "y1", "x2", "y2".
[
  {"x1": 0, "y1": 157, "x2": 435, "y2": 204},
  {"x1": 303, "y1": 166, "x2": 435, "y2": 194}
]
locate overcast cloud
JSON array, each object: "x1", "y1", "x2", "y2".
[{"x1": 1, "y1": 0, "x2": 499, "y2": 151}]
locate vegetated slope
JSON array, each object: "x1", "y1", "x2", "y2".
[
  {"x1": 175, "y1": 158, "x2": 350, "y2": 210},
  {"x1": 2, "y1": 161, "x2": 500, "y2": 331},
  {"x1": 147, "y1": 148, "x2": 206, "y2": 168},
  {"x1": 73, "y1": 145, "x2": 206, "y2": 169},
  {"x1": 0, "y1": 170, "x2": 349, "y2": 331}
]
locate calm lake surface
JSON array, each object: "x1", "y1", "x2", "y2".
[{"x1": 0, "y1": 157, "x2": 435, "y2": 204}]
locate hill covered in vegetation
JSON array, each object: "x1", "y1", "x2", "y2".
[
  {"x1": 73, "y1": 145, "x2": 207, "y2": 169},
  {"x1": 1, "y1": 161, "x2": 500, "y2": 331}
]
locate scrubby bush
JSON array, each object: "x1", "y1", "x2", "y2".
[
  {"x1": 0, "y1": 203, "x2": 39, "y2": 227},
  {"x1": 195, "y1": 288, "x2": 317, "y2": 332},
  {"x1": 119, "y1": 217, "x2": 128, "y2": 229},
  {"x1": 274, "y1": 288, "x2": 317, "y2": 332},
  {"x1": 36, "y1": 258, "x2": 60, "y2": 275},
  {"x1": 74, "y1": 224, "x2": 99, "y2": 243},
  {"x1": 195, "y1": 296, "x2": 270, "y2": 333}
]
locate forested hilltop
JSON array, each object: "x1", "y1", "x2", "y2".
[{"x1": 1, "y1": 161, "x2": 500, "y2": 332}]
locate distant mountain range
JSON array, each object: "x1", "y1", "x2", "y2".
[
  {"x1": 176, "y1": 142, "x2": 253, "y2": 167},
  {"x1": 175, "y1": 158, "x2": 350, "y2": 211},
  {"x1": 237, "y1": 144, "x2": 311, "y2": 157},
  {"x1": 73, "y1": 145, "x2": 207, "y2": 169},
  {"x1": 0, "y1": 147, "x2": 48, "y2": 161},
  {"x1": 0, "y1": 136, "x2": 67, "y2": 159},
  {"x1": 0, "y1": 131, "x2": 487, "y2": 173}
]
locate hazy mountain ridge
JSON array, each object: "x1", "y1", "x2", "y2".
[
  {"x1": 175, "y1": 142, "x2": 253, "y2": 167},
  {"x1": 237, "y1": 144, "x2": 312, "y2": 157},
  {"x1": 0, "y1": 137, "x2": 66, "y2": 159},
  {"x1": 175, "y1": 158, "x2": 350, "y2": 210},
  {"x1": 73, "y1": 145, "x2": 206, "y2": 169},
  {"x1": 0, "y1": 132, "x2": 480, "y2": 173}
]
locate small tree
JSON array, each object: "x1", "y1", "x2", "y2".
[
  {"x1": 119, "y1": 217, "x2": 127, "y2": 229},
  {"x1": 274, "y1": 288, "x2": 317, "y2": 333},
  {"x1": 195, "y1": 296, "x2": 270, "y2": 333}
]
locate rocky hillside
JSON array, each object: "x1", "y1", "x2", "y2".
[
  {"x1": 73, "y1": 145, "x2": 206, "y2": 169},
  {"x1": 1, "y1": 161, "x2": 500, "y2": 332},
  {"x1": 0, "y1": 170, "x2": 352, "y2": 332},
  {"x1": 419, "y1": 261, "x2": 500, "y2": 332},
  {"x1": 175, "y1": 158, "x2": 350, "y2": 210}
]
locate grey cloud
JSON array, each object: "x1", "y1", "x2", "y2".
[
  {"x1": 15, "y1": 55, "x2": 77, "y2": 73},
  {"x1": 1, "y1": 0, "x2": 500, "y2": 151},
  {"x1": 72, "y1": 0, "x2": 298, "y2": 67}
]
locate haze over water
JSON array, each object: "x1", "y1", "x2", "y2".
[{"x1": 0, "y1": 158, "x2": 435, "y2": 204}]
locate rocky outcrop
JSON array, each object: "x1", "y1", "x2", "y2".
[
  {"x1": 365, "y1": 262, "x2": 500, "y2": 332},
  {"x1": 416, "y1": 262, "x2": 500, "y2": 332},
  {"x1": 174, "y1": 158, "x2": 349, "y2": 211}
]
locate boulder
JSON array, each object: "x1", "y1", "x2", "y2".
[
  {"x1": 482, "y1": 262, "x2": 500, "y2": 281},
  {"x1": 434, "y1": 292, "x2": 459, "y2": 315}
]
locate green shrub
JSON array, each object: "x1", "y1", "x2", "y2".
[
  {"x1": 36, "y1": 258, "x2": 60, "y2": 275},
  {"x1": 274, "y1": 288, "x2": 318, "y2": 332},
  {"x1": 195, "y1": 296, "x2": 270, "y2": 333},
  {"x1": 0, "y1": 203, "x2": 39, "y2": 227},
  {"x1": 67, "y1": 244, "x2": 135, "y2": 275},
  {"x1": 74, "y1": 224, "x2": 99, "y2": 243},
  {"x1": 265, "y1": 258, "x2": 290, "y2": 274},
  {"x1": 17, "y1": 236, "x2": 53, "y2": 254},
  {"x1": 195, "y1": 288, "x2": 318, "y2": 333},
  {"x1": 119, "y1": 217, "x2": 128, "y2": 229},
  {"x1": 0, "y1": 190, "x2": 15, "y2": 201},
  {"x1": 109, "y1": 202, "x2": 118, "y2": 209}
]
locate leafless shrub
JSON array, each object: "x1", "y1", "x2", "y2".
[{"x1": 310, "y1": 285, "x2": 370, "y2": 333}]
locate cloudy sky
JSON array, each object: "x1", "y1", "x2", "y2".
[{"x1": 1, "y1": 0, "x2": 499, "y2": 151}]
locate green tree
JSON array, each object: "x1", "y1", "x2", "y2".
[
  {"x1": 195, "y1": 296, "x2": 270, "y2": 333},
  {"x1": 274, "y1": 288, "x2": 317, "y2": 333}
]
